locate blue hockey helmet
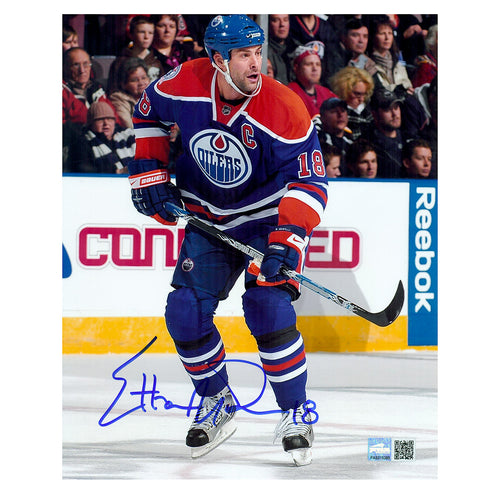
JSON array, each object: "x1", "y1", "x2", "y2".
[{"x1": 204, "y1": 15, "x2": 265, "y2": 63}]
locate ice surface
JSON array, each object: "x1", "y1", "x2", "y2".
[{"x1": 63, "y1": 350, "x2": 437, "y2": 483}]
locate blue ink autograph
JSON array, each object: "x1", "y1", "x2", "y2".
[{"x1": 98, "y1": 336, "x2": 318, "y2": 427}]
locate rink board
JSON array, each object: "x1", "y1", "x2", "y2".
[
  {"x1": 62, "y1": 315, "x2": 409, "y2": 354},
  {"x1": 62, "y1": 176, "x2": 437, "y2": 353}
]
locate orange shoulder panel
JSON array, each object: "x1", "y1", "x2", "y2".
[
  {"x1": 247, "y1": 76, "x2": 313, "y2": 140},
  {"x1": 155, "y1": 58, "x2": 213, "y2": 99}
]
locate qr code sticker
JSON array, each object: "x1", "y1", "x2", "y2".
[{"x1": 393, "y1": 439, "x2": 415, "y2": 461}]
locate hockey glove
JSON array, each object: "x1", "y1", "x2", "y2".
[
  {"x1": 128, "y1": 159, "x2": 182, "y2": 225},
  {"x1": 254, "y1": 225, "x2": 307, "y2": 286}
]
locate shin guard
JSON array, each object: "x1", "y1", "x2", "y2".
[
  {"x1": 165, "y1": 287, "x2": 228, "y2": 396},
  {"x1": 243, "y1": 287, "x2": 307, "y2": 410}
]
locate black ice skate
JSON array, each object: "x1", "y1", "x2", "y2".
[
  {"x1": 186, "y1": 387, "x2": 237, "y2": 458},
  {"x1": 274, "y1": 402, "x2": 314, "y2": 466}
]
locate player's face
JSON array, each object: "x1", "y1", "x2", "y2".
[
  {"x1": 406, "y1": 147, "x2": 432, "y2": 177},
  {"x1": 355, "y1": 150, "x2": 377, "y2": 178},
  {"x1": 297, "y1": 55, "x2": 322, "y2": 85},
  {"x1": 155, "y1": 16, "x2": 177, "y2": 47},
  {"x1": 124, "y1": 67, "x2": 150, "y2": 99},
  {"x1": 345, "y1": 26, "x2": 369, "y2": 56},
  {"x1": 133, "y1": 23, "x2": 155, "y2": 49},
  {"x1": 227, "y1": 46, "x2": 263, "y2": 95}
]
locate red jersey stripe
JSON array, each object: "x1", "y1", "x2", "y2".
[{"x1": 135, "y1": 136, "x2": 170, "y2": 163}]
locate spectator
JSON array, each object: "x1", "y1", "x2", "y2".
[
  {"x1": 67, "y1": 101, "x2": 135, "y2": 174},
  {"x1": 363, "y1": 88, "x2": 404, "y2": 178},
  {"x1": 401, "y1": 138, "x2": 433, "y2": 179},
  {"x1": 364, "y1": 15, "x2": 430, "y2": 144},
  {"x1": 288, "y1": 45, "x2": 337, "y2": 119},
  {"x1": 63, "y1": 24, "x2": 78, "y2": 52},
  {"x1": 267, "y1": 14, "x2": 299, "y2": 84},
  {"x1": 368, "y1": 15, "x2": 413, "y2": 94},
  {"x1": 341, "y1": 17, "x2": 377, "y2": 76},
  {"x1": 322, "y1": 143, "x2": 342, "y2": 178},
  {"x1": 151, "y1": 15, "x2": 195, "y2": 75},
  {"x1": 345, "y1": 138, "x2": 378, "y2": 179},
  {"x1": 289, "y1": 14, "x2": 344, "y2": 85},
  {"x1": 63, "y1": 47, "x2": 124, "y2": 127},
  {"x1": 63, "y1": 47, "x2": 125, "y2": 171},
  {"x1": 107, "y1": 15, "x2": 163, "y2": 93},
  {"x1": 412, "y1": 25, "x2": 437, "y2": 88},
  {"x1": 109, "y1": 58, "x2": 151, "y2": 129},
  {"x1": 314, "y1": 97, "x2": 353, "y2": 176},
  {"x1": 329, "y1": 66, "x2": 375, "y2": 140}
]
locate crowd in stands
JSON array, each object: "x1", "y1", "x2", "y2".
[{"x1": 62, "y1": 14, "x2": 437, "y2": 179}]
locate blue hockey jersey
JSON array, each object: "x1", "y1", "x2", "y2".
[{"x1": 133, "y1": 58, "x2": 328, "y2": 242}]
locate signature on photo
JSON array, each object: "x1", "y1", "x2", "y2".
[{"x1": 99, "y1": 336, "x2": 318, "y2": 427}]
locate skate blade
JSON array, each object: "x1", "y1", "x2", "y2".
[
  {"x1": 190, "y1": 419, "x2": 237, "y2": 459},
  {"x1": 289, "y1": 447, "x2": 312, "y2": 466}
]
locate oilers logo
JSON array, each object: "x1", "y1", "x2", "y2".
[
  {"x1": 181, "y1": 258, "x2": 194, "y2": 272},
  {"x1": 210, "y1": 15, "x2": 224, "y2": 27},
  {"x1": 189, "y1": 129, "x2": 252, "y2": 188}
]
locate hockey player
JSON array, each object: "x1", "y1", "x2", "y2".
[{"x1": 128, "y1": 15, "x2": 328, "y2": 466}]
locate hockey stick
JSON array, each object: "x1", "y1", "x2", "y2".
[{"x1": 164, "y1": 203, "x2": 404, "y2": 327}]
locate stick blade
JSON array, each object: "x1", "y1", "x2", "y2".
[{"x1": 353, "y1": 280, "x2": 405, "y2": 327}]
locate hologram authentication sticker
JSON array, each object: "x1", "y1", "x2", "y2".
[{"x1": 368, "y1": 437, "x2": 392, "y2": 461}]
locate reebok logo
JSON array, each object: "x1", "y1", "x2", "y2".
[
  {"x1": 414, "y1": 187, "x2": 436, "y2": 313},
  {"x1": 408, "y1": 181, "x2": 438, "y2": 346}
]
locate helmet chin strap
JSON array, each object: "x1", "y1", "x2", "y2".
[{"x1": 212, "y1": 60, "x2": 262, "y2": 98}]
